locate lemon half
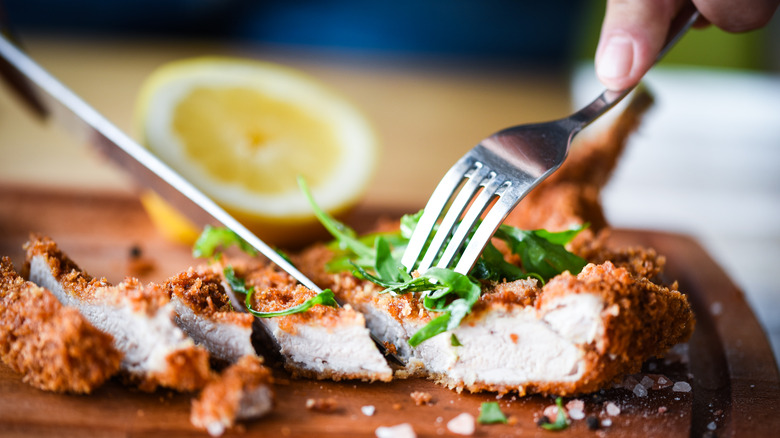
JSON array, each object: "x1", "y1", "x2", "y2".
[{"x1": 136, "y1": 57, "x2": 377, "y2": 246}]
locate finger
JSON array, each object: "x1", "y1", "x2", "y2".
[
  {"x1": 595, "y1": 0, "x2": 687, "y2": 91},
  {"x1": 693, "y1": 0, "x2": 780, "y2": 32}
]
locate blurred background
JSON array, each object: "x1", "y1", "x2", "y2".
[{"x1": 0, "y1": 0, "x2": 779, "y2": 363}]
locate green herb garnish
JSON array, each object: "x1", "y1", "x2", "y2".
[
  {"x1": 298, "y1": 177, "x2": 587, "y2": 347},
  {"x1": 450, "y1": 334, "x2": 463, "y2": 347},
  {"x1": 494, "y1": 226, "x2": 587, "y2": 282},
  {"x1": 192, "y1": 225, "x2": 258, "y2": 259},
  {"x1": 541, "y1": 397, "x2": 569, "y2": 431},
  {"x1": 478, "y1": 402, "x2": 508, "y2": 424},
  {"x1": 223, "y1": 265, "x2": 338, "y2": 317}
]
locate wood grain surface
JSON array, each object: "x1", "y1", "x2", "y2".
[{"x1": 0, "y1": 186, "x2": 778, "y2": 437}]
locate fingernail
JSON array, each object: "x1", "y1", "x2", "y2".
[{"x1": 597, "y1": 35, "x2": 634, "y2": 80}]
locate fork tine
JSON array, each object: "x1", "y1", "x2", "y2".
[
  {"x1": 453, "y1": 192, "x2": 519, "y2": 274},
  {"x1": 416, "y1": 165, "x2": 493, "y2": 272},
  {"x1": 436, "y1": 175, "x2": 505, "y2": 272},
  {"x1": 401, "y1": 157, "x2": 478, "y2": 272}
]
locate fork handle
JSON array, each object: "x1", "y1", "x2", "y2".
[{"x1": 569, "y1": 2, "x2": 700, "y2": 131}]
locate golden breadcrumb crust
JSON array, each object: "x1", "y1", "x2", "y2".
[
  {"x1": 191, "y1": 355, "x2": 273, "y2": 433},
  {"x1": 0, "y1": 257, "x2": 122, "y2": 393},
  {"x1": 164, "y1": 266, "x2": 254, "y2": 328},
  {"x1": 22, "y1": 235, "x2": 213, "y2": 392}
]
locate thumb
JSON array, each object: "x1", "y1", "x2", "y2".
[{"x1": 595, "y1": 0, "x2": 688, "y2": 90}]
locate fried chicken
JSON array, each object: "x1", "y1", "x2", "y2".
[
  {"x1": 24, "y1": 235, "x2": 212, "y2": 392},
  {"x1": 0, "y1": 257, "x2": 122, "y2": 393}
]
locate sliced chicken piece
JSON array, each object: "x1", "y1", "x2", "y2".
[
  {"x1": 0, "y1": 257, "x2": 122, "y2": 393},
  {"x1": 23, "y1": 235, "x2": 212, "y2": 392},
  {"x1": 299, "y1": 244, "x2": 694, "y2": 395},
  {"x1": 225, "y1": 261, "x2": 393, "y2": 382},
  {"x1": 191, "y1": 355, "x2": 274, "y2": 437},
  {"x1": 164, "y1": 266, "x2": 256, "y2": 363}
]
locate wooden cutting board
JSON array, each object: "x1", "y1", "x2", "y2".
[{"x1": 0, "y1": 185, "x2": 778, "y2": 437}]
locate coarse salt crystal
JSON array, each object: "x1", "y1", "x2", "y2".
[
  {"x1": 602, "y1": 418, "x2": 612, "y2": 427},
  {"x1": 707, "y1": 421, "x2": 717, "y2": 430},
  {"x1": 565, "y1": 399, "x2": 585, "y2": 412},
  {"x1": 640, "y1": 376, "x2": 655, "y2": 389},
  {"x1": 606, "y1": 402, "x2": 621, "y2": 416},
  {"x1": 362, "y1": 405, "x2": 376, "y2": 416},
  {"x1": 544, "y1": 405, "x2": 561, "y2": 419},
  {"x1": 569, "y1": 409, "x2": 585, "y2": 420},
  {"x1": 375, "y1": 423, "x2": 416, "y2": 438},
  {"x1": 633, "y1": 384, "x2": 648, "y2": 397},
  {"x1": 658, "y1": 406, "x2": 668, "y2": 414},
  {"x1": 673, "y1": 381, "x2": 692, "y2": 393},
  {"x1": 447, "y1": 413, "x2": 475, "y2": 436}
]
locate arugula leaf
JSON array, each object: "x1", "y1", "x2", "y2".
[
  {"x1": 298, "y1": 176, "x2": 374, "y2": 260},
  {"x1": 470, "y1": 242, "x2": 527, "y2": 282},
  {"x1": 192, "y1": 225, "x2": 258, "y2": 259},
  {"x1": 223, "y1": 266, "x2": 338, "y2": 318},
  {"x1": 223, "y1": 265, "x2": 252, "y2": 295},
  {"x1": 494, "y1": 225, "x2": 587, "y2": 282},
  {"x1": 399, "y1": 210, "x2": 424, "y2": 239},
  {"x1": 408, "y1": 313, "x2": 451, "y2": 347},
  {"x1": 245, "y1": 289, "x2": 338, "y2": 318},
  {"x1": 541, "y1": 397, "x2": 570, "y2": 431},
  {"x1": 374, "y1": 236, "x2": 403, "y2": 283},
  {"x1": 478, "y1": 402, "x2": 508, "y2": 424}
]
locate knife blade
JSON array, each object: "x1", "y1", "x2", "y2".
[{"x1": 0, "y1": 33, "x2": 404, "y2": 365}]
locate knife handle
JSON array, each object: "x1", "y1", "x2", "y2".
[{"x1": 0, "y1": 4, "x2": 48, "y2": 119}]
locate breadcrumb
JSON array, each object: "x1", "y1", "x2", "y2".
[{"x1": 191, "y1": 355, "x2": 274, "y2": 436}]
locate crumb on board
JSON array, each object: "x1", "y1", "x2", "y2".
[
  {"x1": 127, "y1": 245, "x2": 155, "y2": 277},
  {"x1": 305, "y1": 397, "x2": 338, "y2": 412},
  {"x1": 361, "y1": 405, "x2": 376, "y2": 416},
  {"x1": 410, "y1": 391, "x2": 433, "y2": 406}
]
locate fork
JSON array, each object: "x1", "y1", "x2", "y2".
[{"x1": 402, "y1": 4, "x2": 700, "y2": 275}]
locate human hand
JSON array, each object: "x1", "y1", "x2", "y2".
[{"x1": 595, "y1": 0, "x2": 780, "y2": 91}]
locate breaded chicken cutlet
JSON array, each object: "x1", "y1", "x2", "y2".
[
  {"x1": 224, "y1": 260, "x2": 393, "y2": 382},
  {"x1": 164, "y1": 266, "x2": 257, "y2": 364},
  {"x1": 24, "y1": 236, "x2": 212, "y2": 392},
  {"x1": 0, "y1": 257, "x2": 122, "y2": 393},
  {"x1": 164, "y1": 260, "x2": 392, "y2": 382},
  {"x1": 294, "y1": 87, "x2": 695, "y2": 395},
  {"x1": 15, "y1": 238, "x2": 275, "y2": 434}
]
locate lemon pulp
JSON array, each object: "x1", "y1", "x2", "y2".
[{"x1": 172, "y1": 86, "x2": 339, "y2": 194}]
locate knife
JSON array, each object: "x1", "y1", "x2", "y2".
[{"x1": 0, "y1": 32, "x2": 403, "y2": 365}]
